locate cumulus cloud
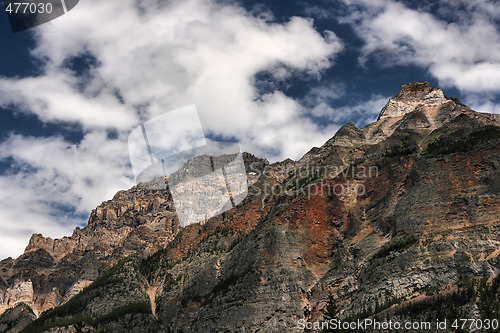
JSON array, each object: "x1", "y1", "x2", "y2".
[
  {"x1": 2, "y1": 0, "x2": 342, "y2": 155},
  {"x1": 0, "y1": 131, "x2": 134, "y2": 257},
  {"x1": 301, "y1": 81, "x2": 388, "y2": 125},
  {"x1": 303, "y1": 82, "x2": 346, "y2": 118},
  {"x1": 460, "y1": 94, "x2": 500, "y2": 115},
  {"x1": 334, "y1": 95, "x2": 389, "y2": 126},
  {"x1": 0, "y1": 0, "x2": 343, "y2": 258},
  {"x1": 0, "y1": 73, "x2": 138, "y2": 129},
  {"x1": 340, "y1": 0, "x2": 500, "y2": 96},
  {"x1": 303, "y1": 87, "x2": 388, "y2": 126}
]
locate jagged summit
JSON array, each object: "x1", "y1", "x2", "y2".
[
  {"x1": 353, "y1": 81, "x2": 488, "y2": 146},
  {"x1": 299, "y1": 81, "x2": 499, "y2": 169},
  {"x1": 317, "y1": 81, "x2": 464, "y2": 149},
  {"x1": 334, "y1": 121, "x2": 362, "y2": 138},
  {"x1": 326, "y1": 121, "x2": 364, "y2": 147},
  {"x1": 377, "y1": 81, "x2": 446, "y2": 121}
]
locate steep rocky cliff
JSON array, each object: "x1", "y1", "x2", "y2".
[
  {"x1": 1, "y1": 82, "x2": 500, "y2": 332},
  {"x1": 0, "y1": 180, "x2": 180, "y2": 319}
]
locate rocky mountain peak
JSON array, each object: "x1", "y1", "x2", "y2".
[
  {"x1": 377, "y1": 81, "x2": 447, "y2": 121},
  {"x1": 334, "y1": 121, "x2": 360, "y2": 137},
  {"x1": 326, "y1": 121, "x2": 364, "y2": 147},
  {"x1": 396, "y1": 81, "x2": 436, "y2": 97}
]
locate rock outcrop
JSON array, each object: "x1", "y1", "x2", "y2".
[
  {"x1": 0, "y1": 180, "x2": 180, "y2": 319},
  {"x1": 0, "y1": 303, "x2": 36, "y2": 333},
  {"x1": 378, "y1": 81, "x2": 447, "y2": 120}
]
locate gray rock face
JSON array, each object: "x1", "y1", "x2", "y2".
[
  {"x1": 0, "y1": 303, "x2": 36, "y2": 333},
  {"x1": 3, "y1": 83, "x2": 500, "y2": 332},
  {"x1": 378, "y1": 81, "x2": 446, "y2": 120},
  {"x1": 0, "y1": 180, "x2": 180, "y2": 319}
]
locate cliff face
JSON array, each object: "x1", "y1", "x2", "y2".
[
  {"x1": 0, "y1": 181, "x2": 180, "y2": 319},
  {"x1": 2, "y1": 82, "x2": 500, "y2": 332}
]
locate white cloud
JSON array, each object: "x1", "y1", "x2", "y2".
[
  {"x1": 0, "y1": 72, "x2": 138, "y2": 130},
  {"x1": 0, "y1": 175, "x2": 77, "y2": 258},
  {"x1": 436, "y1": 0, "x2": 500, "y2": 22},
  {"x1": 337, "y1": 95, "x2": 389, "y2": 126},
  {"x1": 462, "y1": 94, "x2": 500, "y2": 115},
  {"x1": 0, "y1": 132, "x2": 134, "y2": 258},
  {"x1": 2, "y1": 0, "x2": 342, "y2": 156},
  {"x1": 341, "y1": 0, "x2": 500, "y2": 96},
  {"x1": 303, "y1": 82, "x2": 346, "y2": 118},
  {"x1": 302, "y1": 83, "x2": 388, "y2": 125},
  {"x1": 0, "y1": 0, "x2": 344, "y2": 258}
]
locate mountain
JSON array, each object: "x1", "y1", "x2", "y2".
[{"x1": 1, "y1": 82, "x2": 500, "y2": 332}]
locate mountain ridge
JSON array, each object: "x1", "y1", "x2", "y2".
[{"x1": 1, "y1": 82, "x2": 500, "y2": 332}]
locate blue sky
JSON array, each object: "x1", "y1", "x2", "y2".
[{"x1": 0, "y1": 0, "x2": 499, "y2": 258}]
